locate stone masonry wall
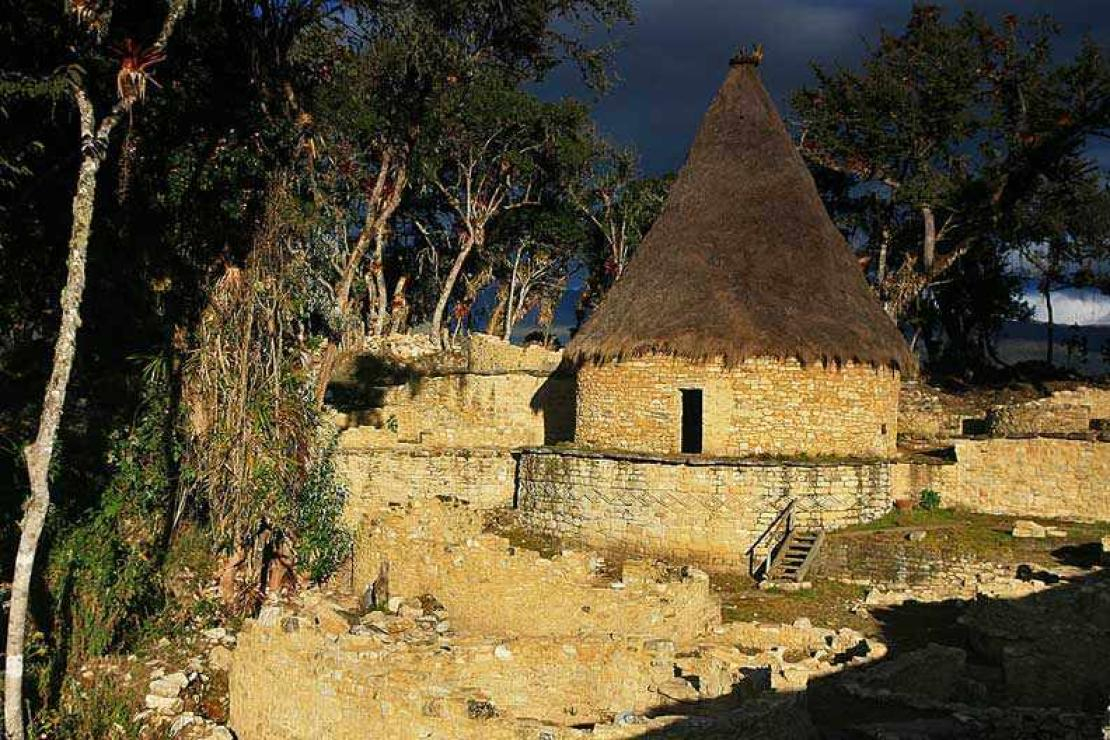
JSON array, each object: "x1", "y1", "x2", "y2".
[
  {"x1": 1046, "y1": 386, "x2": 1110, "y2": 420},
  {"x1": 575, "y1": 355, "x2": 899, "y2": 458},
  {"x1": 985, "y1": 399, "x2": 1091, "y2": 436},
  {"x1": 517, "y1": 449, "x2": 891, "y2": 569},
  {"x1": 893, "y1": 438, "x2": 1110, "y2": 522},
  {"x1": 337, "y1": 371, "x2": 573, "y2": 449},
  {"x1": 891, "y1": 458, "x2": 960, "y2": 504},
  {"x1": 230, "y1": 625, "x2": 677, "y2": 739},
  {"x1": 337, "y1": 445, "x2": 517, "y2": 512},
  {"x1": 946, "y1": 437, "x2": 1110, "y2": 521},
  {"x1": 814, "y1": 528, "x2": 1014, "y2": 593},
  {"x1": 349, "y1": 501, "x2": 720, "y2": 643}
]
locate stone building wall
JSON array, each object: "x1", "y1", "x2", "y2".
[
  {"x1": 516, "y1": 449, "x2": 891, "y2": 569},
  {"x1": 575, "y1": 355, "x2": 899, "y2": 458},
  {"x1": 945, "y1": 437, "x2": 1110, "y2": 521},
  {"x1": 336, "y1": 371, "x2": 573, "y2": 449},
  {"x1": 331, "y1": 334, "x2": 573, "y2": 507},
  {"x1": 337, "y1": 445, "x2": 517, "y2": 512}
]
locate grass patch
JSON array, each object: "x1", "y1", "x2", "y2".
[
  {"x1": 715, "y1": 577, "x2": 877, "y2": 635},
  {"x1": 839, "y1": 508, "x2": 1110, "y2": 567},
  {"x1": 845, "y1": 507, "x2": 964, "y2": 533}
]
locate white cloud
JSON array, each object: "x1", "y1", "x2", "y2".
[{"x1": 1022, "y1": 287, "x2": 1110, "y2": 326}]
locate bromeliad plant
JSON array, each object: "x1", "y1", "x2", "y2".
[{"x1": 113, "y1": 38, "x2": 166, "y2": 106}]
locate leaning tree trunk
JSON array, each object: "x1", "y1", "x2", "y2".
[
  {"x1": 430, "y1": 238, "x2": 474, "y2": 346},
  {"x1": 5, "y1": 105, "x2": 103, "y2": 740}
]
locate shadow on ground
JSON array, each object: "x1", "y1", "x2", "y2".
[{"x1": 628, "y1": 548, "x2": 1110, "y2": 739}]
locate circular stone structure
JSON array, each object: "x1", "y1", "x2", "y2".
[{"x1": 575, "y1": 354, "x2": 900, "y2": 458}]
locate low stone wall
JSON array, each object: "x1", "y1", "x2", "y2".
[
  {"x1": 516, "y1": 449, "x2": 891, "y2": 570},
  {"x1": 230, "y1": 625, "x2": 676, "y2": 739},
  {"x1": 893, "y1": 438, "x2": 1110, "y2": 522},
  {"x1": 985, "y1": 399, "x2": 1091, "y2": 436},
  {"x1": 337, "y1": 445, "x2": 517, "y2": 511},
  {"x1": 814, "y1": 528, "x2": 1014, "y2": 593},
  {"x1": 1046, "y1": 385, "x2": 1110, "y2": 420},
  {"x1": 946, "y1": 437, "x2": 1110, "y2": 521},
  {"x1": 350, "y1": 501, "x2": 720, "y2": 643}
]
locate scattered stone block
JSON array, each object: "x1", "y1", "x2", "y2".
[
  {"x1": 208, "y1": 645, "x2": 233, "y2": 673},
  {"x1": 656, "y1": 677, "x2": 699, "y2": 703},
  {"x1": 1012, "y1": 520, "x2": 1047, "y2": 538},
  {"x1": 145, "y1": 694, "x2": 184, "y2": 714},
  {"x1": 313, "y1": 603, "x2": 351, "y2": 636},
  {"x1": 906, "y1": 530, "x2": 927, "y2": 542},
  {"x1": 148, "y1": 678, "x2": 183, "y2": 699}
]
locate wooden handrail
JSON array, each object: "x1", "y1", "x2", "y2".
[{"x1": 746, "y1": 498, "x2": 796, "y2": 578}]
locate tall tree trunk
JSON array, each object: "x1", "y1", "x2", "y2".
[
  {"x1": 504, "y1": 249, "x2": 522, "y2": 341},
  {"x1": 5, "y1": 9, "x2": 187, "y2": 732},
  {"x1": 1043, "y1": 282, "x2": 1055, "y2": 367},
  {"x1": 5, "y1": 122, "x2": 102, "y2": 740},
  {"x1": 371, "y1": 225, "x2": 390, "y2": 336},
  {"x1": 430, "y1": 238, "x2": 474, "y2": 345},
  {"x1": 875, "y1": 225, "x2": 891, "y2": 286},
  {"x1": 312, "y1": 160, "x2": 407, "y2": 406},
  {"x1": 921, "y1": 205, "x2": 936, "y2": 271}
]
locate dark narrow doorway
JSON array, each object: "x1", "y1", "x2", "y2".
[{"x1": 680, "y1": 389, "x2": 703, "y2": 454}]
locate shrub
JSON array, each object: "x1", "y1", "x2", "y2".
[
  {"x1": 919, "y1": 488, "x2": 942, "y2": 511},
  {"x1": 287, "y1": 430, "x2": 354, "y2": 583}
]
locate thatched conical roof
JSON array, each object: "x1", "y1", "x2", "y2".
[{"x1": 567, "y1": 57, "x2": 915, "y2": 372}]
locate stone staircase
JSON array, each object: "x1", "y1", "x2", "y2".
[{"x1": 765, "y1": 529, "x2": 826, "y2": 584}]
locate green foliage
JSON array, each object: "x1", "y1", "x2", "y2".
[
  {"x1": 28, "y1": 674, "x2": 140, "y2": 740},
  {"x1": 287, "y1": 431, "x2": 354, "y2": 583},
  {"x1": 918, "y1": 488, "x2": 942, "y2": 511},
  {"x1": 793, "y1": 5, "x2": 1110, "y2": 374},
  {"x1": 38, "y1": 355, "x2": 187, "y2": 717}
]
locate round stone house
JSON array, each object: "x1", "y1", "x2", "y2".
[
  {"x1": 516, "y1": 52, "x2": 915, "y2": 570},
  {"x1": 565, "y1": 52, "x2": 913, "y2": 460}
]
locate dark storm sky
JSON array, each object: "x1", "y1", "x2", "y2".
[{"x1": 546, "y1": 0, "x2": 1110, "y2": 175}]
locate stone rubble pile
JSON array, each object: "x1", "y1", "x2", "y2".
[
  {"x1": 229, "y1": 583, "x2": 889, "y2": 739},
  {"x1": 135, "y1": 624, "x2": 237, "y2": 740}
]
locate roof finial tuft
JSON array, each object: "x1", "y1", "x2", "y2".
[{"x1": 730, "y1": 43, "x2": 764, "y2": 67}]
